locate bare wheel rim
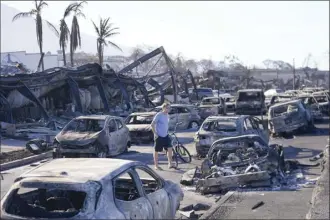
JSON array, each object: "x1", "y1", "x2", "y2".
[{"x1": 191, "y1": 121, "x2": 199, "y2": 128}]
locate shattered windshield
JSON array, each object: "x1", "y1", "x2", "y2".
[
  {"x1": 202, "y1": 98, "x2": 220, "y2": 105},
  {"x1": 237, "y1": 92, "x2": 262, "y2": 101},
  {"x1": 127, "y1": 115, "x2": 154, "y2": 124},
  {"x1": 202, "y1": 120, "x2": 237, "y2": 132},
  {"x1": 63, "y1": 119, "x2": 105, "y2": 132}
]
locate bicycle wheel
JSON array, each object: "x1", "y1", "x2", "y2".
[{"x1": 175, "y1": 144, "x2": 192, "y2": 163}]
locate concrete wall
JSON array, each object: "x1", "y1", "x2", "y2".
[{"x1": 1, "y1": 51, "x2": 60, "y2": 71}]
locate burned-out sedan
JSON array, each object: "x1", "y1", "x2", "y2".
[
  {"x1": 295, "y1": 94, "x2": 328, "y2": 120},
  {"x1": 152, "y1": 104, "x2": 202, "y2": 130},
  {"x1": 125, "y1": 112, "x2": 156, "y2": 144},
  {"x1": 268, "y1": 100, "x2": 313, "y2": 135},
  {"x1": 0, "y1": 158, "x2": 183, "y2": 219},
  {"x1": 198, "y1": 97, "x2": 227, "y2": 120},
  {"x1": 194, "y1": 116, "x2": 269, "y2": 157},
  {"x1": 53, "y1": 115, "x2": 131, "y2": 158}
]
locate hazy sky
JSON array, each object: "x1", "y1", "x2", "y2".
[{"x1": 2, "y1": 1, "x2": 329, "y2": 69}]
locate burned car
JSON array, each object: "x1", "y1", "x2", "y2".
[
  {"x1": 296, "y1": 94, "x2": 329, "y2": 119},
  {"x1": 223, "y1": 95, "x2": 236, "y2": 113},
  {"x1": 0, "y1": 158, "x2": 183, "y2": 219},
  {"x1": 195, "y1": 134, "x2": 284, "y2": 194},
  {"x1": 235, "y1": 89, "x2": 267, "y2": 115},
  {"x1": 152, "y1": 104, "x2": 201, "y2": 130},
  {"x1": 53, "y1": 115, "x2": 131, "y2": 158},
  {"x1": 198, "y1": 97, "x2": 227, "y2": 120},
  {"x1": 268, "y1": 100, "x2": 313, "y2": 135},
  {"x1": 266, "y1": 94, "x2": 293, "y2": 109},
  {"x1": 125, "y1": 112, "x2": 156, "y2": 144},
  {"x1": 194, "y1": 116, "x2": 269, "y2": 157}
]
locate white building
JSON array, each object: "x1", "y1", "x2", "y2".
[{"x1": 1, "y1": 51, "x2": 60, "y2": 72}]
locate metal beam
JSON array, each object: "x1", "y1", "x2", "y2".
[
  {"x1": 16, "y1": 81, "x2": 49, "y2": 121},
  {"x1": 94, "y1": 76, "x2": 110, "y2": 112},
  {"x1": 66, "y1": 76, "x2": 83, "y2": 112}
]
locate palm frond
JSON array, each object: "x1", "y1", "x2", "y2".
[
  {"x1": 92, "y1": 20, "x2": 100, "y2": 36},
  {"x1": 104, "y1": 32, "x2": 119, "y2": 38},
  {"x1": 38, "y1": 1, "x2": 48, "y2": 11},
  {"x1": 76, "y1": 12, "x2": 86, "y2": 19},
  {"x1": 107, "y1": 41, "x2": 122, "y2": 52},
  {"x1": 63, "y1": 3, "x2": 77, "y2": 18},
  {"x1": 59, "y1": 20, "x2": 70, "y2": 48},
  {"x1": 12, "y1": 11, "x2": 35, "y2": 22},
  {"x1": 46, "y1": 20, "x2": 59, "y2": 37}
]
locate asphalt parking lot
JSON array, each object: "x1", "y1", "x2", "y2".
[{"x1": 0, "y1": 119, "x2": 329, "y2": 218}]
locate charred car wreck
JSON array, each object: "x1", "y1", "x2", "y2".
[
  {"x1": 268, "y1": 100, "x2": 314, "y2": 135},
  {"x1": 182, "y1": 134, "x2": 285, "y2": 194},
  {"x1": 0, "y1": 158, "x2": 183, "y2": 219},
  {"x1": 235, "y1": 89, "x2": 266, "y2": 115},
  {"x1": 125, "y1": 112, "x2": 156, "y2": 144},
  {"x1": 52, "y1": 115, "x2": 131, "y2": 158}
]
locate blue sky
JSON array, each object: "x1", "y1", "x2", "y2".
[{"x1": 2, "y1": 1, "x2": 329, "y2": 69}]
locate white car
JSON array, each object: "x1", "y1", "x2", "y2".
[{"x1": 0, "y1": 158, "x2": 183, "y2": 219}]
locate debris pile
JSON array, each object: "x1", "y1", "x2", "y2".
[{"x1": 181, "y1": 134, "x2": 318, "y2": 194}]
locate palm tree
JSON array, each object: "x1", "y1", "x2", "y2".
[
  {"x1": 69, "y1": 1, "x2": 87, "y2": 67},
  {"x1": 57, "y1": 3, "x2": 78, "y2": 66},
  {"x1": 92, "y1": 17, "x2": 122, "y2": 67},
  {"x1": 12, "y1": 0, "x2": 57, "y2": 71}
]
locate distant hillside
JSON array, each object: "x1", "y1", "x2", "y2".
[{"x1": 0, "y1": 3, "x2": 132, "y2": 56}]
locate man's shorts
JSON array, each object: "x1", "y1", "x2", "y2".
[{"x1": 154, "y1": 135, "x2": 172, "y2": 152}]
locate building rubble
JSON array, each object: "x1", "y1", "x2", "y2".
[
  {"x1": 180, "y1": 134, "x2": 318, "y2": 194},
  {"x1": 0, "y1": 46, "x2": 199, "y2": 140}
]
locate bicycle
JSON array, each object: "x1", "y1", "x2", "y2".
[{"x1": 165, "y1": 122, "x2": 192, "y2": 169}]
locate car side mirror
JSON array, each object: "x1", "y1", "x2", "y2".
[{"x1": 109, "y1": 127, "x2": 116, "y2": 133}]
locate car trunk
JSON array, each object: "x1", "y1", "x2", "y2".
[{"x1": 2, "y1": 178, "x2": 101, "y2": 219}]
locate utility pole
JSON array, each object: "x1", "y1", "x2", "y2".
[{"x1": 293, "y1": 58, "x2": 296, "y2": 90}]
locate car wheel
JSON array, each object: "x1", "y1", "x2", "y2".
[
  {"x1": 125, "y1": 141, "x2": 131, "y2": 153},
  {"x1": 96, "y1": 143, "x2": 108, "y2": 158},
  {"x1": 189, "y1": 121, "x2": 199, "y2": 129}
]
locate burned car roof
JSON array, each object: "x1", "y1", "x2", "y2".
[
  {"x1": 129, "y1": 111, "x2": 157, "y2": 116},
  {"x1": 204, "y1": 115, "x2": 243, "y2": 122},
  {"x1": 269, "y1": 99, "x2": 302, "y2": 109},
  {"x1": 75, "y1": 115, "x2": 115, "y2": 120},
  {"x1": 18, "y1": 158, "x2": 145, "y2": 183},
  {"x1": 238, "y1": 89, "x2": 263, "y2": 92}
]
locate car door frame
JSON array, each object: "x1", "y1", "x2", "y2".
[
  {"x1": 115, "y1": 118, "x2": 128, "y2": 152},
  {"x1": 131, "y1": 166, "x2": 172, "y2": 219},
  {"x1": 112, "y1": 168, "x2": 154, "y2": 219},
  {"x1": 243, "y1": 117, "x2": 258, "y2": 135},
  {"x1": 251, "y1": 116, "x2": 269, "y2": 143},
  {"x1": 107, "y1": 118, "x2": 119, "y2": 156},
  {"x1": 168, "y1": 107, "x2": 178, "y2": 130}
]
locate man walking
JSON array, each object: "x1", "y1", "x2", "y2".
[{"x1": 151, "y1": 102, "x2": 174, "y2": 170}]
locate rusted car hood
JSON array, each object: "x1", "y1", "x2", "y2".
[
  {"x1": 126, "y1": 124, "x2": 152, "y2": 131},
  {"x1": 55, "y1": 130, "x2": 103, "y2": 146}
]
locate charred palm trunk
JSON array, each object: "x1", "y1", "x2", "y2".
[
  {"x1": 62, "y1": 41, "x2": 67, "y2": 66},
  {"x1": 70, "y1": 40, "x2": 74, "y2": 67}
]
